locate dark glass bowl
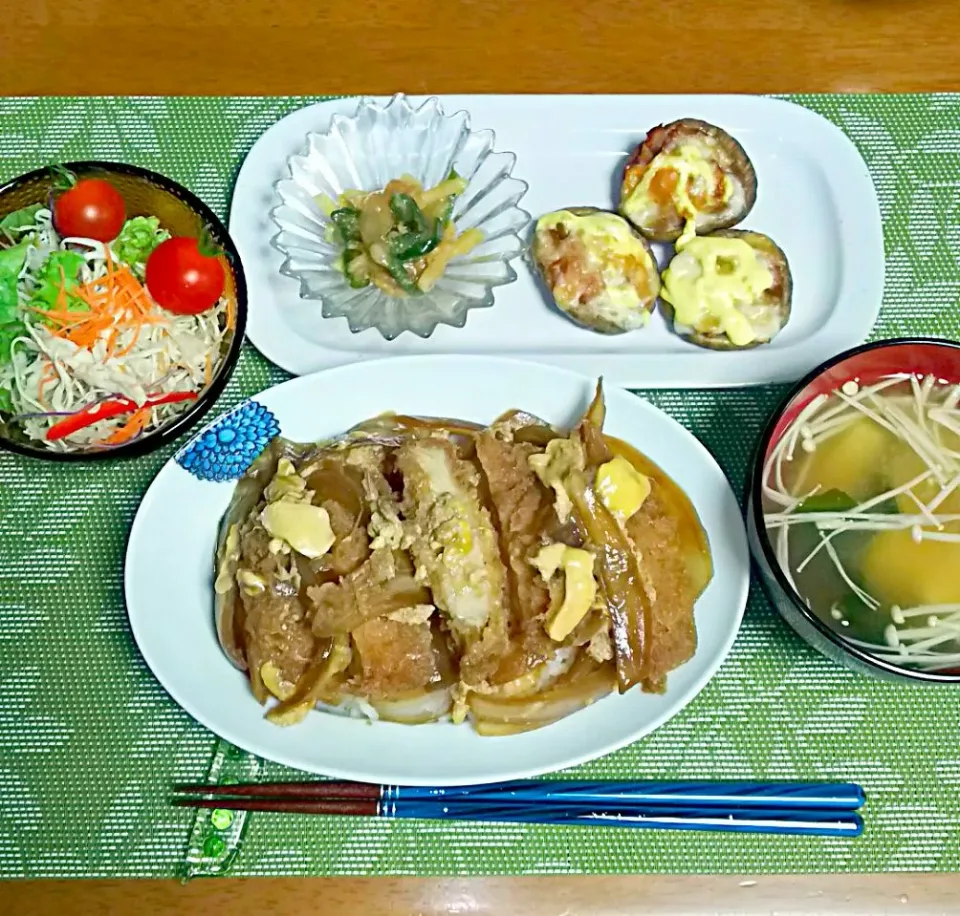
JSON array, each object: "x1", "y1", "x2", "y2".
[
  {"x1": 747, "y1": 337, "x2": 960, "y2": 684},
  {"x1": 0, "y1": 161, "x2": 246, "y2": 462}
]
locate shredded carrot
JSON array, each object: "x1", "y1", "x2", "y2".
[
  {"x1": 29, "y1": 306, "x2": 91, "y2": 324},
  {"x1": 22, "y1": 244, "x2": 224, "y2": 446},
  {"x1": 34, "y1": 259, "x2": 161, "y2": 355},
  {"x1": 99, "y1": 405, "x2": 151, "y2": 446},
  {"x1": 37, "y1": 364, "x2": 57, "y2": 409},
  {"x1": 225, "y1": 295, "x2": 236, "y2": 333}
]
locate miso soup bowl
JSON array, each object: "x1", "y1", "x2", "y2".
[{"x1": 747, "y1": 337, "x2": 960, "y2": 684}]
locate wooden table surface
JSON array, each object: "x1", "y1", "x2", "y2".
[
  {"x1": 3, "y1": 0, "x2": 960, "y2": 912},
  {"x1": 4, "y1": 0, "x2": 960, "y2": 95}
]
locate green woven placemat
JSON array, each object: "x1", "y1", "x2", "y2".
[{"x1": 0, "y1": 95, "x2": 958, "y2": 880}]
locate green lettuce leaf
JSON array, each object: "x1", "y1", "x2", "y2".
[
  {"x1": 0, "y1": 241, "x2": 29, "y2": 365},
  {"x1": 112, "y1": 216, "x2": 170, "y2": 272},
  {"x1": 0, "y1": 319, "x2": 24, "y2": 369},
  {"x1": 31, "y1": 250, "x2": 85, "y2": 311},
  {"x1": 0, "y1": 384, "x2": 13, "y2": 414},
  {"x1": 0, "y1": 204, "x2": 43, "y2": 241},
  {"x1": 0, "y1": 240, "x2": 28, "y2": 282}
]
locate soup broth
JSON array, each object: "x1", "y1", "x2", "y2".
[{"x1": 762, "y1": 373, "x2": 960, "y2": 671}]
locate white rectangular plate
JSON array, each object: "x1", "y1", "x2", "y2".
[{"x1": 230, "y1": 94, "x2": 883, "y2": 387}]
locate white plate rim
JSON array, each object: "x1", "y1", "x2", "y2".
[
  {"x1": 125, "y1": 355, "x2": 750, "y2": 785},
  {"x1": 229, "y1": 94, "x2": 884, "y2": 388}
]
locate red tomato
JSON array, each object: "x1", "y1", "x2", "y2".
[
  {"x1": 145, "y1": 237, "x2": 226, "y2": 315},
  {"x1": 53, "y1": 178, "x2": 126, "y2": 242}
]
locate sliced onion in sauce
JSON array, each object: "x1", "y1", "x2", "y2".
[
  {"x1": 370, "y1": 685, "x2": 454, "y2": 724},
  {"x1": 469, "y1": 655, "x2": 615, "y2": 727}
]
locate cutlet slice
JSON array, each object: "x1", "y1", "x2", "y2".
[
  {"x1": 474, "y1": 428, "x2": 558, "y2": 663},
  {"x1": 351, "y1": 617, "x2": 440, "y2": 699},
  {"x1": 344, "y1": 444, "x2": 408, "y2": 551},
  {"x1": 396, "y1": 437, "x2": 507, "y2": 682},
  {"x1": 624, "y1": 484, "x2": 698, "y2": 692},
  {"x1": 308, "y1": 547, "x2": 431, "y2": 637}
]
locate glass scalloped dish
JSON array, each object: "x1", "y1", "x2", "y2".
[{"x1": 270, "y1": 94, "x2": 531, "y2": 341}]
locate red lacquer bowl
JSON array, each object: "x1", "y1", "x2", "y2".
[{"x1": 748, "y1": 337, "x2": 960, "y2": 684}]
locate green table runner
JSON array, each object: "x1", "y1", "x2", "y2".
[{"x1": 1, "y1": 95, "x2": 958, "y2": 880}]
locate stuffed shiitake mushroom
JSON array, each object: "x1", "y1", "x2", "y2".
[
  {"x1": 531, "y1": 207, "x2": 660, "y2": 334},
  {"x1": 659, "y1": 229, "x2": 791, "y2": 350},
  {"x1": 619, "y1": 119, "x2": 758, "y2": 243}
]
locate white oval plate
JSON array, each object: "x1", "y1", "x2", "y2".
[
  {"x1": 125, "y1": 357, "x2": 749, "y2": 785},
  {"x1": 230, "y1": 94, "x2": 883, "y2": 388}
]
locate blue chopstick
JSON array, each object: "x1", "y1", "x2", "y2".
[
  {"x1": 381, "y1": 780, "x2": 865, "y2": 811},
  {"x1": 382, "y1": 799, "x2": 863, "y2": 837}
]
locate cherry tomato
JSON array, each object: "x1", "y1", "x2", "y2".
[
  {"x1": 145, "y1": 236, "x2": 226, "y2": 315},
  {"x1": 53, "y1": 178, "x2": 126, "y2": 242}
]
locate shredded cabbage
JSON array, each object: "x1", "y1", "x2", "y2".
[{"x1": 0, "y1": 207, "x2": 229, "y2": 451}]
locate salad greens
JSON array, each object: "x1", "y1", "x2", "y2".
[
  {"x1": 0, "y1": 241, "x2": 29, "y2": 367},
  {"x1": 32, "y1": 250, "x2": 85, "y2": 312},
  {"x1": 0, "y1": 204, "x2": 43, "y2": 242},
  {"x1": 0, "y1": 212, "x2": 169, "y2": 369},
  {"x1": 112, "y1": 216, "x2": 170, "y2": 273},
  {"x1": 0, "y1": 190, "x2": 229, "y2": 452},
  {"x1": 0, "y1": 240, "x2": 28, "y2": 286}
]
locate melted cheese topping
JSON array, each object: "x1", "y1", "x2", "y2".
[
  {"x1": 529, "y1": 437, "x2": 585, "y2": 524},
  {"x1": 531, "y1": 543, "x2": 598, "y2": 642},
  {"x1": 539, "y1": 210, "x2": 642, "y2": 253},
  {"x1": 595, "y1": 456, "x2": 651, "y2": 521},
  {"x1": 536, "y1": 210, "x2": 654, "y2": 319},
  {"x1": 660, "y1": 235, "x2": 774, "y2": 348},
  {"x1": 260, "y1": 502, "x2": 336, "y2": 559},
  {"x1": 623, "y1": 144, "x2": 732, "y2": 228}
]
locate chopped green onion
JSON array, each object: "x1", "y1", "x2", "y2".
[
  {"x1": 330, "y1": 208, "x2": 362, "y2": 244},
  {"x1": 389, "y1": 194, "x2": 427, "y2": 235}
]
